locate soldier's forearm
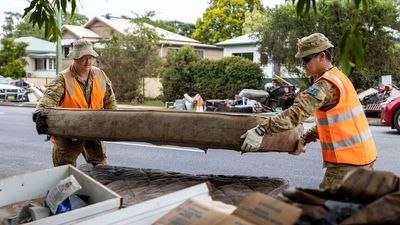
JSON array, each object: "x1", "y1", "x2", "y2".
[{"x1": 304, "y1": 125, "x2": 319, "y2": 143}]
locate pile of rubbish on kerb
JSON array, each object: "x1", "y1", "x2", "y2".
[
  {"x1": 154, "y1": 168, "x2": 400, "y2": 225},
  {"x1": 357, "y1": 80, "x2": 400, "y2": 115},
  {"x1": 1, "y1": 166, "x2": 400, "y2": 224},
  {"x1": 168, "y1": 83, "x2": 297, "y2": 114}
]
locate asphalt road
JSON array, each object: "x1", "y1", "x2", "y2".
[{"x1": 0, "y1": 106, "x2": 399, "y2": 189}]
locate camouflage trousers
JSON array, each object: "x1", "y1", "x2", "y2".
[
  {"x1": 52, "y1": 137, "x2": 107, "y2": 167},
  {"x1": 319, "y1": 162, "x2": 374, "y2": 189}
]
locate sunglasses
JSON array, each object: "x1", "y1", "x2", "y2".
[{"x1": 301, "y1": 53, "x2": 319, "y2": 64}]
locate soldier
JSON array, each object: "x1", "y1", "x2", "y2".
[
  {"x1": 33, "y1": 39, "x2": 118, "y2": 167},
  {"x1": 240, "y1": 33, "x2": 377, "y2": 189}
]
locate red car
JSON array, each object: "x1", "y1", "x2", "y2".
[{"x1": 381, "y1": 94, "x2": 400, "y2": 133}]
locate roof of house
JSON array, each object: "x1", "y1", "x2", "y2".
[
  {"x1": 216, "y1": 33, "x2": 260, "y2": 46},
  {"x1": 62, "y1": 25, "x2": 102, "y2": 39},
  {"x1": 84, "y1": 16, "x2": 208, "y2": 45},
  {"x1": 15, "y1": 37, "x2": 55, "y2": 53}
]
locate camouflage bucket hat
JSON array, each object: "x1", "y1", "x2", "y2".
[
  {"x1": 68, "y1": 39, "x2": 98, "y2": 59},
  {"x1": 295, "y1": 33, "x2": 334, "y2": 58}
]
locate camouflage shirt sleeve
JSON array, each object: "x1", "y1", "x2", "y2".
[
  {"x1": 303, "y1": 125, "x2": 319, "y2": 143},
  {"x1": 260, "y1": 79, "x2": 339, "y2": 135},
  {"x1": 32, "y1": 74, "x2": 65, "y2": 121},
  {"x1": 102, "y1": 70, "x2": 118, "y2": 110}
]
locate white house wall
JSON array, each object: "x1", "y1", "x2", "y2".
[
  {"x1": 222, "y1": 45, "x2": 274, "y2": 79},
  {"x1": 24, "y1": 57, "x2": 57, "y2": 78}
]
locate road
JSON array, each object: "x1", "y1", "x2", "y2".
[{"x1": 0, "y1": 106, "x2": 399, "y2": 189}]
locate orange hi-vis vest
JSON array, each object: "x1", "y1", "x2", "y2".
[
  {"x1": 59, "y1": 66, "x2": 107, "y2": 109},
  {"x1": 314, "y1": 67, "x2": 377, "y2": 165}
]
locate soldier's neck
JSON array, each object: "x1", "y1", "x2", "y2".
[
  {"x1": 73, "y1": 66, "x2": 90, "y2": 81},
  {"x1": 315, "y1": 63, "x2": 334, "y2": 79}
]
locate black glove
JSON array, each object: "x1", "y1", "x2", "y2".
[{"x1": 35, "y1": 111, "x2": 48, "y2": 134}]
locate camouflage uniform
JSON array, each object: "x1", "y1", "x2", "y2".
[
  {"x1": 33, "y1": 65, "x2": 117, "y2": 166},
  {"x1": 260, "y1": 74, "x2": 374, "y2": 189}
]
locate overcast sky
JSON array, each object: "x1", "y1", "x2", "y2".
[{"x1": 0, "y1": 0, "x2": 285, "y2": 34}]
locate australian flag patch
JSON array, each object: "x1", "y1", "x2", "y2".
[{"x1": 307, "y1": 87, "x2": 319, "y2": 96}]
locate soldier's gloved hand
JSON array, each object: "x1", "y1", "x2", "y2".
[
  {"x1": 240, "y1": 125, "x2": 266, "y2": 152},
  {"x1": 34, "y1": 111, "x2": 48, "y2": 135},
  {"x1": 290, "y1": 136, "x2": 306, "y2": 155}
]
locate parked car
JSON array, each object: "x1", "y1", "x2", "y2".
[
  {"x1": 0, "y1": 75, "x2": 13, "y2": 85},
  {"x1": 0, "y1": 84, "x2": 27, "y2": 102},
  {"x1": 381, "y1": 94, "x2": 400, "y2": 133}
]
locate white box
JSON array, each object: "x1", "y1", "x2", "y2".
[
  {"x1": 0, "y1": 165, "x2": 121, "y2": 225},
  {"x1": 77, "y1": 183, "x2": 211, "y2": 225}
]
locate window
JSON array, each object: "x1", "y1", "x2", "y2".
[
  {"x1": 35, "y1": 58, "x2": 46, "y2": 70},
  {"x1": 48, "y1": 58, "x2": 56, "y2": 70},
  {"x1": 167, "y1": 47, "x2": 179, "y2": 55},
  {"x1": 232, "y1": 52, "x2": 254, "y2": 61},
  {"x1": 167, "y1": 47, "x2": 204, "y2": 58},
  {"x1": 195, "y1": 49, "x2": 204, "y2": 58},
  {"x1": 64, "y1": 47, "x2": 70, "y2": 58}
]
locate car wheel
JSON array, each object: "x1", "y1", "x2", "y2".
[{"x1": 394, "y1": 109, "x2": 400, "y2": 133}]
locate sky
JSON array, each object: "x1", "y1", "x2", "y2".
[{"x1": 0, "y1": 0, "x2": 285, "y2": 34}]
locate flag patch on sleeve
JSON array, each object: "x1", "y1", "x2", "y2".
[{"x1": 307, "y1": 87, "x2": 319, "y2": 96}]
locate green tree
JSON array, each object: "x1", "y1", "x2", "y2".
[
  {"x1": 124, "y1": 11, "x2": 195, "y2": 38},
  {"x1": 2, "y1": 59, "x2": 26, "y2": 78},
  {"x1": 22, "y1": 0, "x2": 77, "y2": 40},
  {"x1": 14, "y1": 12, "x2": 46, "y2": 39},
  {"x1": 62, "y1": 12, "x2": 88, "y2": 26},
  {"x1": 0, "y1": 38, "x2": 27, "y2": 77},
  {"x1": 167, "y1": 21, "x2": 195, "y2": 38},
  {"x1": 192, "y1": 0, "x2": 263, "y2": 44},
  {"x1": 193, "y1": 56, "x2": 264, "y2": 99},
  {"x1": 1, "y1": 12, "x2": 22, "y2": 37},
  {"x1": 160, "y1": 47, "x2": 264, "y2": 101},
  {"x1": 291, "y1": 0, "x2": 393, "y2": 76},
  {"x1": 242, "y1": 8, "x2": 267, "y2": 34},
  {"x1": 96, "y1": 25, "x2": 161, "y2": 103},
  {"x1": 160, "y1": 46, "x2": 201, "y2": 101},
  {"x1": 260, "y1": 0, "x2": 400, "y2": 88},
  {"x1": 14, "y1": 12, "x2": 88, "y2": 39}
]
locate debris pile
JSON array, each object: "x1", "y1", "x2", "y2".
[
  {"x1": 280, "y1": 168, "x2": 400, "y2": 225},
  {"x1": 168, "y1": 83, "x2": 296, "y2": 114}
]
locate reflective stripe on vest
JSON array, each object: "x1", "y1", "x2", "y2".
[
  {"x1": 93, "y1": 68, "x2": 106, "y2": 92},
  {"x1": 317, "y1": 105, "x2": 364, "y2": 125},
  {"x1": 320, "y1": 129, "x2": 372, "y2": 150},
  {"x1": 325, "y1": 73, "x2": 345, "y2": 93},
  {"x1": 65, "y1": 71, "x2": 74, "y2": 96}
]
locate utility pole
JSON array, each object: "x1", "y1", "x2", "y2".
[{"x1": 56, "y1": 1, "x2": 62, "y2": 74}]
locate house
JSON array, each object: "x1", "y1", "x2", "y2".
[
  {"x1": 216, "y1": 32, "x2": 298, "y2": 83},
  {"x1": 15, "y1": 37, "x2": 56, "y2": 78},
  {"x1": 60, "y1": 16, "x2": 223, "y2": 68}
]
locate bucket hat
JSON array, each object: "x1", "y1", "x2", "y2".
[
  {"x1": 68, "y1": 39, "x2": 98, "y2": 59},
  {"x1": 295, "y1": 33, "x2": 334, "y2": 58}
]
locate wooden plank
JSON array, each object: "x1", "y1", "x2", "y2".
[{"x1": 45, "y1": 108, "x2": 303, "y2": 153}]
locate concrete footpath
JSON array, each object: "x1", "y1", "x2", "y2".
[{"x1": 0, "y1": 101, "x2": 383, "y2": 126}]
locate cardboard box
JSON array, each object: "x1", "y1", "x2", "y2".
[
  {"x1": 232, "y1": 192, "x2": 302, "y2": 225},
  {"x1": 155, "y1": 192, "x2": 302, "y2": 225},
  {"x1": 0, "y1": 165, "x2": 121, "y2": 225}
]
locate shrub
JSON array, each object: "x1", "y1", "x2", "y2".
[{"x1": 161, "y1": 48, "x2": 264, "y2": 101}]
